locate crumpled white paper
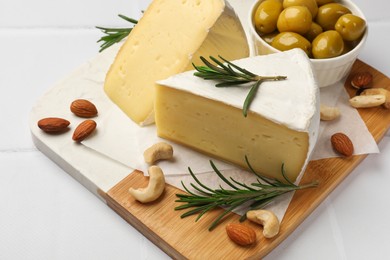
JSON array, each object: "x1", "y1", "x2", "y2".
[
  {"x1": 311, "y1": 82, "x2": 379, "y2": 160},
  {"x1": 83, "y1": 81, "x2": 379, "y2": 176},
  {"x1": 82, "y1": 79, "x2": 379, "y2": 222},
  {"x1": 83, "y1": 104, "x2": 235, "y2": 175}
]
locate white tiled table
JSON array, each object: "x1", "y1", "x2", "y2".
[{"x1": 1, "y1": 1, "x2": 390, "y2": 259}]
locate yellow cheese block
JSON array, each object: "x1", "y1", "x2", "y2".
[
  {"x1": 155, "y1": 50, "x2": 320, "y2": 182},
  {"x1": 104, "y1": 0, "x2": 249, "y2": 125},
  {"x1": 155, "y1": 87, "x2": 309, "y2": 181}
]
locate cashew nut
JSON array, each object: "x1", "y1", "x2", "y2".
[
  {"x1": 320, "y1": 104, "x2": 340, "y2": 121},
  {"x1": 246, "y1": 209, "x2": 280, "y2": 238},
  {"x1": 361, "y1": 88, "x2": 390, "y2": 109},
  {"x1": 129, "y1": 166, "x2": 165, "y2": 203},
  {"x1": 349, "y1": 94, "x2": 386, "y2": 108},
  {"x1": 143, "y1": 142, "x2": 173, "y2": 164}
]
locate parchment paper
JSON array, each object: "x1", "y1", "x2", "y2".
[
  {"x1": 83, "y1": 82, "x2": 379, "y2": 176},
  {"x1": 82, "y1": 82, "x2": 379, "y2": 222}
]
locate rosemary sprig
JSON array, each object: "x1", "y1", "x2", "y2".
[
  {"x1": 96, "y1": 14, "x2": 138, "y2": 52},
  {"x1": 175, "y1": 156, "x2": 318, "y2": 231},
  {"x1": 193, "y1": 56, "x2": 287, "y2": 117}
]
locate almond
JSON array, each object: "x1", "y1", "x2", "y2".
[
  {"x1": 351, "y1": 72, "x2": 373, "y2": 89},
  {"x1": 70, "y1": 99, "x2": 98, "y2": 118},
  {"x1": 38, "y1": 117, "x2": 70, "y2": 133},
  {"x1": 72, "y1": 119, "x2": 97, "y2": 142},
  {"x1": 331, "y1": 132, "x2": 354, "y2": 157},
  {"x1": 225, "y1": 223, "x2": 256, "y2": 247}
]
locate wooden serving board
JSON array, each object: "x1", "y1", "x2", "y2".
[
  {"x1": 30, "y1": 59, "x2": 390, "y2": 259},
  {"x1": 100, "y1": 60, "x2": 390, "y2": 259}
]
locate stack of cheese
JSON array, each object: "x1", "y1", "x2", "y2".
[{"x1": 104, "y1": 0, "x2": 320, "y2": 182}]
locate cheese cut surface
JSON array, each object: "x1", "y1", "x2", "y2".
[
  {"x1": 104, "y1": 0, "x2": 249, "y2": 126},
  {"x1": 155, "y1": 49, "x2": 320, "y2": 182}
]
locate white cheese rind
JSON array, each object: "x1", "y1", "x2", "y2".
[
  {"x1": 158, "y1": 49, "x2": 318, "y2": 132},
  {"x1": 156, "y1": 49, "x2": 320, "y2": 181}
]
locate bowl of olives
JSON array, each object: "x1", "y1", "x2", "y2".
[{"x1": 249, "y1": 0, "x2": 368, "y2": 87}]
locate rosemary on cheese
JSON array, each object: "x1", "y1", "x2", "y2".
[{"x1": 192, "y1": 56, "x2": 287, "y2": 117}]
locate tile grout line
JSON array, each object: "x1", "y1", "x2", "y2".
[
  {"x1": 0, "y1": 147, "x2": 39, "y2": 154},
  {"x1": 0, "y1": 19, "x2": 390, "y2": 31},
  {"x1": 0, "y1": 27, "x2": 98, "y2": 32}
]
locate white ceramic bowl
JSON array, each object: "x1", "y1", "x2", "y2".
[{"x1": 248, "y1": 0, "x2": 368, "y2": 87}]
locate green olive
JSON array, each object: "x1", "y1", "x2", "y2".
[
  {"x1": 272, "y1": 32, "x2": 312, "y2": 56},
  {"x1": 261, "y1": 31, "x2": 279, "y2": 45},
  {"x1": 254, "y1": 0, "x2": 284, "y2": 34},
  {"x1": 342, "y1": 39, "x2": 359, "y2": 54},
  {"x1": 335, "y1": 14, "x2": 366, "y2": 41},
  {"x1": 277, "y1": 6, "x2": 312, "y2": 35},
  {"x1": 315, "y1": 0, "x2": 333, "y2": 6},
  {"x1": 283, "y1": 0, "x2": 318, "y2": 17},
  {"x1": 316, "y1": 3, "x2": 351, "y2": 31},
  {"x1": 312, "y1": 30, "x2": 344, "y2": 59},
  {"x1": 305, "y1": 22, "x2": 323, "y2": 42},
  {"x1": 341, "y1": 41, "x2": 353, "y2": 55}
]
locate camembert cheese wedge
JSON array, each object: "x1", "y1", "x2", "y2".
[
  {"x1": 155, "y1": 49, "x2": 320, "y2": 182},
  {"x1": 104, "y1": 0, "x2": 249, "y2": 126}
]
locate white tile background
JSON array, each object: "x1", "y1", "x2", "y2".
[{"x1": 1, "y1": 0, "x2": 390, "y2": 259}]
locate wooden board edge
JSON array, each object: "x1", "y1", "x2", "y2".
[
  {"x1": 45, "y1": 59, "x2": 390, "y2": 259},
  {"x1": 253, "y1": 60, "x2": 390, "y2": 258},
  {"x1": 98, "y1": 175, "x2": 186, "y2": 260},
  {"x1": 101, "y1": 171, "x2": 275, "y2": 260}
]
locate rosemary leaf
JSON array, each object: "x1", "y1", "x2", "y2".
[
  {"x1": 243, "y1": 80, "x2": 262, "y2": 117},
  {"x1": 215, "y1": 81, "x2": 251, "y2": 87}
]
